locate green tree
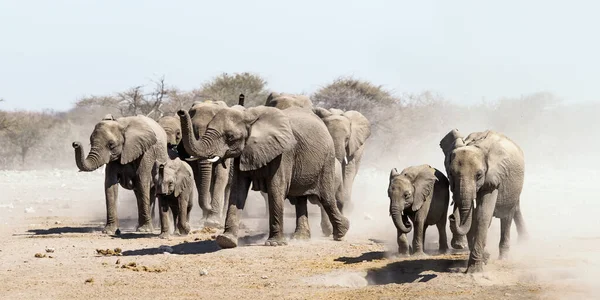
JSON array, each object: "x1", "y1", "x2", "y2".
[{"x1": 195, "y1": 72, "x2": 269, "y2": 107}]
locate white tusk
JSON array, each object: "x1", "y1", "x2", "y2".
[
  {"x1": 473, "y1": 199, "x2": 477, "y2": 209},
  {"x1": 401, "y1": 210, "x2": 404, "y2": 216},
  {"x1": 185, "y1": 156, "x2": 201, "y2": 161},
  {"x1": 207, "y1": 156, "x2": 220, "y2": 163},
  {"x1": 344, "y1": 156, "x2": 348, "y2": 164}
]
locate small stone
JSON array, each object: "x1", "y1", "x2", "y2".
[
  {"x1": 200, "y1": 269, "x2": 209, "y2": 276},
  {"x1": 261, "y1": 275, "x2": 268, "y2": 279},
  {"x1": 115, "y1": 259, "x2": 121, "y2": 265},
  {"x1": 55, "y1": 221, "x2": 62, "y2": 225},
  {"x1": 45, "y1": 248, "x2": 55, "y2": 253},
  {"x1": 24, "y1": 207, "x2": 35, "y2": 214},
  {"x1": 34, "y1": 253, "x2": 46, "y2": 258},
  {"x1": 85, "y1": 278, "x2": 94, "y2": 284}
]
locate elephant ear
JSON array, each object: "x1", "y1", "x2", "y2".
[
  {"x1": 240, "y1": 107, "x2": 297, "y2": 171},
  {"x1": 440, "y1": 129, "x2": 465, "y2": 158},
  {"x1": 329, "y1": 108, "x2": 344, "y2": 115},
  {"x1": 174, "y1": 159, "x2": 193, "y2": 197},
  {"x1": 344, "y1": 111, "x2": 371, "y2": 157},
  {"x1": 120, "y1": 118, "x2": 158, "y2": 164},
  {"x1": 464, "y1": 130, "x2": 491, "y2": 145},
  {"x1": 410, "y1": 165, "x2": 438, "y2": 212},
  {"x1": 313, "y1": 107, "x2": 332, "y2": 118},
  {"x1": 470, "y1": 130, "x2": 512, "y2": 189}
]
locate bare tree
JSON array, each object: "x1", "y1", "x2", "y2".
[
  {"x1": 4, "y1": 111, "x2": 60, "y2": 166},
  {"x1": 196, "y1": 72, "x2": 269, "y2": 107}
]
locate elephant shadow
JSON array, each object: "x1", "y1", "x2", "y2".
[
  {"x1": 364, "y1": 255, "x2": 468, "y2": 285},
  {"x1": 121, "y1": 240, "x2": 221, "y2": 256},
  {"x1": 25, "y1": 226, "x2": 104, "y2": 236}
]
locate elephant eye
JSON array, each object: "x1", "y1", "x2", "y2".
[
  {"x1": 404, "y1": 191, "x2": 411, "y2": 199},
  {"x1": 108, "y1": 141, "x2": 117, "y2": 150},
  {"x1": 476, "y1": 171, "x2": 484, "y2": 180}
]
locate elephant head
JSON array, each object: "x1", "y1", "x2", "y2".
[
  {"x1": 313, "y1": 107, "x2": 371, "y2": 165},
  {"x1": 388, "y1": 166, "x2": 438, "y2": 233},
  {"x1": 440, "y1": 129, "x2": 504, "y2": 236},
  {"x1": 178, "y1": 105, "x2": 296, "y2": 172},
  {"x1": 265, "y1": 92, "x2": 313, "y2": 110},
  {"x1": 158, "y1": 115, "x2": 182, "y2": 149},
  {"x1": 157, "y1": 158, "x2": 192, "y2": 197},
  {"x1": 72, "y1": 115, "x2": 157, "y2": 171}
]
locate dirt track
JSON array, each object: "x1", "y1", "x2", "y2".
[{"x1": 0, "y1": 169, "x2": 596, "y2": 299}]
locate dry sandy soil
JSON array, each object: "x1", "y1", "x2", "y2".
[{"x1": 0, "y1": 167, "x2": 598, "y2": 300}]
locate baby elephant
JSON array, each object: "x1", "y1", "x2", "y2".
[
  {"x1": 388, "y1": 165, "x2": 452, "y2": 256},
  {"x1": 156, "y1": 158, "x2": 195, "y2": 238}
]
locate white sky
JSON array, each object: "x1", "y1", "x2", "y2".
[{"x1": 1, "y1": 0, "x2": 598, "y2": 111}]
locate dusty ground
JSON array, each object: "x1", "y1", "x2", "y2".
[{"x1": 0, "y1": 168, "x2": 597, "y2": 300}]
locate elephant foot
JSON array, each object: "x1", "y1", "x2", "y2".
[
  {"x1": 483, "y1": 251, "x2": 491, "y2": 264},
  {"x1": 332, "y1": 216, "x2": 349, "y2": 241},
  {"x1": 177, "y1": 224, "x2": 191, "y2": 236},
  {"x1": 136, "y1": 223, "x2": 154, "y2": 233},
  {"x1": 265, "y1": 237, "x2": 288, "y2": 246},
  {"x1": 438, "y1": 246, "x2": 450, "y2": 255},
  {"x1": 320, "y1": 221, "x2": 333, "y2": 237},
  {"x1": 397, "y1": 251, "x2": 410, "y2": 258},
  {"x1": 216, "y1": 233, "x2": 238, "y2": 249},
  {"x1": 158, "y1": 232, "x2": 170, "y2": 239},
  {"x1": 451, "y1": 235, "x2": 468, "y2": 250},
  {"x1": 465, "y1": 262, "x2": 484, "y2": 273},
  {"x1": 204, "y1": 217, "x2": 223, "y2": 229},
  {"x1": 499, "y1": 249, "x2": 509, "y2": 260},
  {"x1": 412, "y1": 251, "x2": 427, "y2": 258},
  {"x1": 103, "y1": 224, "x2": 119, "y2": 235},
  {"x1": 291, "y1": 229, "x2": 311, "y2": 240}
]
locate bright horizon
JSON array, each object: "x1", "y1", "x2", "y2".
[{"x1": 1, "y1": 0, "x2": 599, "y2": 111}]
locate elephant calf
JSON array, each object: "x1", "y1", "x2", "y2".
[
  {"x1": 156, "y1": 157, "x2": 195, "y2": 238},
  {"x1": 388, "y1": 165, "x2": 454, "y2": 256}
]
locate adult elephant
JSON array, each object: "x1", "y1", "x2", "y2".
[
  {"x1": 178, "y1": 105, "x2": 349, "y2": 248},
  {"x1": 72, "y1": 114, "x2": 168, "y2": 234},
  {"x1": 440, "y1": 129, "x2": 529, "y2": 273},
  {"x1": 177, "y1": 101, "x2": 232, "y2": 228}
]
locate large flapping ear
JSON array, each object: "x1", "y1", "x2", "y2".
[
  {"x1": 174, "y1": 160, "x2": 193, "y2": 197},
  {"x1": 240, "y1": 106, "x2": 297, "y2": 171},
  {"x1": 120, "y1": 117, "x2": 158, "y2": 164},
  {"x1": 313, "y1": 107, "x2": 332, "y2": 118},
  {"x1": 406, "y1": 165, "x2": 438, "y2": 212},
  {"x1": 440, "y1": 129, "x2": 465, "y2": 158},
  {"x1": 389, "y1": 168, "x2": 400, "y2": 181},
  {"x1": 470, "y1": 130, "x2": 513, "y2": 189},
  {"x1": 464, "y1": 130, "x2": 491, "y2": 145},
  {"x1": 345, "y1": 111, "x2": 371, "y2": 157}
]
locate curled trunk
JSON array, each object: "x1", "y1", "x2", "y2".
[
  {"x1": 449, "y1": 202, "x2": 473, "y2": 236},
  {"x1": 177, "y1": 110, "x2": 208, "y2": 158},
  {"x1": 390, "y1": 202, "x2": 412, "y2": 233},
  {"x1": 72, "y1": 142, "x2": 105, "y2": 172}
]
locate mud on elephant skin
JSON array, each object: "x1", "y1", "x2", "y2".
[
  {"x1": 177, "y1": 105, "x2": 349, "y2": 249},
  {"x1": 171, "y1": 101, "x2": 233, "y2": 229},
  {"x1": 388, "y1": 165, "x2": 458, "y2": 257},
  {"x1": 72, "y1": 114, "x2": 169, "y2": 235},
  {"x1": 440, "y1": 129, "x2": 528, "y2": 273},
  {"x1": 156, "y1": 157, "x2": 195, "y2": 239}
]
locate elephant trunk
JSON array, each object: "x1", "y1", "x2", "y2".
[
  {"x1": 390, "y1": 201, "x2": 412, "y2": 233},
  {"x1": 177, "y1": 110, "x2": 209, "y2": 158},
  {"x1": 448, "y1": 180, "x2": 475, "y2": 236},
  {"x1": 72, "y1": 142, "x2": 105, "y2": 172},
  {"x1": 197, "y1": 160, "x2": 213, "y2": 212}
]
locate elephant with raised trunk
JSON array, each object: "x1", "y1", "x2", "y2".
[
  {"x1": 178, "y1": 105, "x2": 349, "y2": 248},
  {"x1": 72, "y1": 114, "x2": 168, "y2": 235},
  {"x1": 440, "y1": 129, "x2": 529, "y2": 273},
  {"x1": 388, "y1": 165, "x2": 453, "y2": 256}
]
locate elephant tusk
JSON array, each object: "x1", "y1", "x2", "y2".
[
  {"x1": 344, "y1": 156, "x2": 348, "y2": 164},
  {"x1": 207, "y1": 156, "x2": 220, "y2": 163},
  {"x1": 473, "y1": 199, "x2": 477, "y2": 209},
  {"x1": 401, "y1": 210, "x2": 404, "y2": 216},
  {"x1": 185, "y1": 156, "x2": 201, "y2": 161}
]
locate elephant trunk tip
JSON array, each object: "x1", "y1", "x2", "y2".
[
  {"x1": 177, "y1": 110, "x2": 187, "y2": 117},
  {"x1": 72, "y1": 142, "x2": 82, "y2": 149}
]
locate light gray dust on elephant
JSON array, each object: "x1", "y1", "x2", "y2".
[{"x1": 156, "y1": 157, "x2": 195, "y2": 238}]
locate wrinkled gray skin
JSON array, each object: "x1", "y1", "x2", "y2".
[
  {"x1": 388, "y1": 165, "x2": 453, "y2": 256},
  {"x1": 156, "y1": 157, "x2": 194, "y2": 238},
  {"x1": 440, "y1": 129, "x2": 529, "y2": 273},
  {"x1": 265, "y1": 93, "x2": 371, "y2": 237},
  {"x1": 168, "y1": 101, "x2": 232, "y2": 228},
  {"x1": 178, "y1": 105, "x2": 349, "y2": 248},
  {"x1": 72, "y1": 114, "x2": 168, "y2": 235},
  {"x1": 158, "y1": 115, "x2": 182, "y2": 149}
]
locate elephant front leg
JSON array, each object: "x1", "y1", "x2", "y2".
[
  {"x1": 103, "y1": 174, "x2": 119, "y2": 235},
  {"x1": 291, "y1": 197, "x2": 310, "y2": 240},
  {"x1": 177, "y1": 193, "x2": 191, "y2": 236},
  {"x1": 215, "y1": 166, "x2": 251, "y2": 249},
  {"x1": 411, "y1": 216, "x2": 427, "y2": 257},
  {"x1": 133, "y1": 179, "x2": 153, "y2": 233},
  {"x1": 466, "y1": 189, "x2": 498, "y2": 273},
  {"x1": 265, "y1": 184, "x2": 287, "y2": 246},
  {"x1": 205, "y1": 164, "x2": 229, "y2": 228},
  {"x1": 436, "y1": 219, "x2": 450, "y2": 254},
  {"x1": 158, "y1": 195, "x2": 171, "y2": 239}
]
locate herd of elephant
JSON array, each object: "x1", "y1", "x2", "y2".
[{"x1": 71, "y1": 92, "x2": 528, "y2": 273}]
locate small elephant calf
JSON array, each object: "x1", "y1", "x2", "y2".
[
  {"x1": 388, "y1": 165, "x2": 453, "y2": 256},
  {"x1": 156, "y1": 157, "x2": 195, "y2": 238}
]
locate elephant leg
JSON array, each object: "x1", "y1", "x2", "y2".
[
  {"x1": 133, "y1": 179, "x2": 154, "y2": 233},
  {"x1": 222, "y1": 173, "x2": 231, "y2": 223},
  {"x1": 412, "y1": 219, "x2": 426, "y2": 256},
  {"x1": 466, "y1": 189, "x2": 498, "y2": 273},
  {"x1": 341, "y1": 160, "x2": 357, "y2": 214},
  {"x1": 499, "y1": 212, "x2": 514, "y2": 260},
  {"x1": 205, "y1": 163, "x2": 229, "y2": 227},
  {"x1": 291, "y1": 196, "x2": 311, "y2": 240},
  {"x1": 320, "y1": 192, "x2": 349, "y2": 241},
  {"x1": 150, "y1": 185, "x2": 160, "y2": 229},
  {"x1": 437, "y1": 218, "x2": 450, "y2": 254},
  {"x1": 319, "y1": 204, "x2": 333, "y2": 237},
  {"x1": 397, "y1": 231, "x2": 410, "y2": 256},
  {"x1": 169, "y1": 200, "x2": 179, "y2": 234},
  {"x1": 103, "y1": 166, "x2": 119, "y2": 235},
  {"x1": 261, "y1": 191, "x2": 269, "y2": 217},
  {"x1": 158, "y1": 195, "x2": 171, "y2": 239},
  {"x1": 265, "y1": 176, "x2": 287, "y2": 247},
  {"x1": 177, "y1": 193, "x2": 191, "y2": 236},
  {"x1": 215, "y1": 164, "x2": 251, "y2": 249},
  {"x1": 513, "y1": 202, "x2": 529, "y2": 243}
]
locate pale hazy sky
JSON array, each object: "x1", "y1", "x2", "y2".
[{"x1": 1, "y1": 0, "x2": 598, "y2": 111}]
